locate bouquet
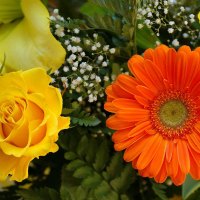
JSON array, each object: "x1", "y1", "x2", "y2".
[{"x1": 0, "y1": 0, "x2": 200, "y2": 199}]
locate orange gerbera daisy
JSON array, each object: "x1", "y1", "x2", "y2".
[{"x1": 104, "y1": 45, "x2": 200, "y2": 185}]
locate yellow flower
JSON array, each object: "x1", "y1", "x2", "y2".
[
  {"x1": 0, "y1": 68, "x2": 70, "y2": 182},
  {"x1": 0, "y1": 0, "x2": 66, "y2": 73},
  {"x1": 198, "y1": 12, "x2": 200, "y2": 22}
]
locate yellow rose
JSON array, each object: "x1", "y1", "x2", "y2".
[
  {"x1": 0, "y1": 68, "x2": 70, "y2": 182},
  {"x1": 0, "y1": 0, "x2": 66, "y2": 73}
]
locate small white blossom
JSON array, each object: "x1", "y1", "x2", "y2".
[
  {"x1": 102, "y1": 61, "x2": 108, "y2": 67},
  {"x1": 70, "y1": 54, "x2": 76, "y2": 60},
  {"x1": 109, "y1": 48, "x2": 116, "y2": 54},
  {"x1": 103, "y1": 45, "x2": 109, "y2": 51},
  {"x1": 90, "y1": 73, "x2": 96, "y2": 80},
  {"x1": 144, "y1": 19, "x2": 151, "y2": 25},
  {"x1": 104, "y1": 76, "x2": 109, "y2": 81},
  {"x1": 77, "y1": 46, "x2": 82, "y2": 52},
  {"x1": 168, "y1": 28, "x2": 174, "y2": 33},
  {"x1": 164, "y1": 8, "x2": 168, "y2": 14},
  {"x1": 78, "y1": 96, "x2": 83, "y2": 102},
  {"x1": 54, "y1": 70, "x2": 59, "y2": 76},
  {"x1": 73, "y1": 61, "x2": 79, "y2": 67},
  {"x1": 63, "y1": 66, "x2": 69, "y2": 72},
  {"x1": 155, "y1": 19, "x2": 161, "y2": 24},
  {"x1": 85, "y1": 40, "x2": 91, "y2": 45},
  {"x1": 72, "y1": 67, "x2": 77, "y2": 71},
  {"x1": 180, "y1": 6, "x2": 185, "y2": 12},
  {"x1": 53, "y1": 9, "x2": 59, "y2": 14},
  {"x1": 183, "y1": 33, "x2": 189, "y2": 38},
  {"x1": 95, "y1": 42, "x2": 101, "y2": 48},
  {"x1": 51, "y1": 78, "x2": 56, "y2": 83},
  {"x1": 73, "y1": 28, "x2": 80, "y2": 34},
  {"x1": 50, "y1": 16, "x2": 56, "y2": 21},
  {"x1": 95, "y1": 76, "x2": 101, "y2": 83},
  {"x1": 98, "y1": 55, "x2": 104, "y2": 61},
  {"x1": 64, "y1": 40, "x2": 70, "y2": 45},
  {"x1": 80, "y1": 52, "x2": 86, "y2": 57},
  {"x1": 172, "y1": 39, "x2": 179, "y2": 47},
  {"x1": 67, "y1": 45, "x2": 72, "y2": 51},
  {"x1": 71, "y1": 46, "x2": 77, "y2": 53},
  {"x1": 61, "y1": 77, "x2": 68, "y2": 82},
  {"x1": 86, "y1": 65, "x2": 93, "y2": 71},
  {"x1": 80, "y1": 69, "x2": 85, "y2": 74},
  {"x1": 93, "y1": 33, "x2": 98, "y2": 38},
  {"x1": 169, "y1": 21, "x2": 175, "y2": 25},
  {"x1": 91, "y1": 46, "x2": 97, "y2": 51},
  {"x1": 138, "y1": 24, "x2": 144, "y2": 29},
  {"x1": 147, "y1": 12, "x2": 153, "y2": 17}
]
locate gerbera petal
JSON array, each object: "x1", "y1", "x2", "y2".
[
  {"x1": 112, "y1": 84, "x2": 135, "y2": 99},
  {"x1": 105, "y1": 85, "x2": 118, "y2": 100},
  {"x1": 165, "y1": 48, "x2": 177, "y2": 84},
  {"x1": 129, "y1": 60, "x2": 158, "y2": 93},
  {"x1": 116, "y1": 74, "x2": 141, "y2": 96},
  {"x1": 148, "y1": 137, "x2": 167, "y2": 177},
  {"x1": 171, "y1": 167, "x2": 186, "y2": 186},
  {"x1": 189, "y1": 151, "x2": 200, "y2": 179},
  {"x1": 154, "y1": 161, "x2": 167, "y2": 183},
  {"x1": 128, "y1": 121, "x2": 151, "y2": 137},
  {"x1": 166, "y1": 140, "x2": 174, "y2": 162},
  {"x1": 116, "y1": 108, "x2": 149, "y2": 122},
  {"x1": 104, "y1": 102, "x2": 118, "y2": 113},
  {"x1": 177, "y1": 140, "x2": 190, "y2": 173},
  {"x1": 136, "y1": 134, "x2": 161, "y2": 170},
  {"x1": 112, "y1": 98, "x2": 142, "y2": 109},
  {"x1": 123, "y1": 135, "x2": 149, "y2": 162},
  {"x1": 136, "y1": 85, "x2": 155, "y2": 100},
  {"x1": 178, "y1": 45, "x2": 191, "y2": 54},
  {"x1": 106, "y1": 115, "x2": 134, "y2": 130},
  {"x1": 174, "y1": 51, "x2": 188, "y2": 90},
  {"x1": 112, "y1": 128, "x2": 133, "y2": 143},
  {"x1": 143, "y1": 59, "x2": 164, "y2": 91}
]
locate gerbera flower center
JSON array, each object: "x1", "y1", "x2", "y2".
[
  {"x1": 159, "y1": 100, "x2": 188, "y2": 128},
  {"x1": 150, "y1": 91, "x2": 197, "y2": 140}
]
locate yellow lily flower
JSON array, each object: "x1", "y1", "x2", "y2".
[{"x1": 0, "y1": 0, "x2": 66, "y2": 73}]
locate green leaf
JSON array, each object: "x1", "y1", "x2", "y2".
[
  {"x1": 66, "y1": 159, "x2": 86, "y2": 171},
  {"x1": 64, "y1": 152, "x2": 77, "y2": 160},
  {"x1": 18, "y1": 187, "x2": 60, "y2": 200},
  {"x1": 136, "y1": 25, "x2": 160, "y2": 49},
  {"x1": 110, "y1": 164, "x2": 134, "y2": 193},
  {"x1": 82, "y1": 173, "x2": 102, "y2": 189},
  {"x1": 73, "y1": 166, "x2": 93, "y2": 178},
  {"x1": 80, "y1": 2, "x2": 111, "y2": 17},
  {"x1": 93, "y1": 140, "x2": 109, "y2": 171},
  {"x1": 106, "y1": 152, "x2": 123, "y2": 180},
  {"x1": 182, "y1": 175, "x2": 200, "y2": 200},
  {"x1": 71, "y1": 115, "x2": 101, "y2": 127},
  {"x1": 152, "y1": 182, "x2": 168, "y2": 200}
]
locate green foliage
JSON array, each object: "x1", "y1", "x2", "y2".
[
  {"x1": 182, "y1": 175, "x2": 200, "y2": 200},
  {"x1": 152, "y1": 181, "x2": 168, "y2": 200},
  {"x1": 80, "y1": 0, "x2": 159, "y2": 55},
  {"x1": 60, "y1": 132, "x2": 135, "y2": 200},
  {"x1": 80, "y1": 0, "x2": 137, "y2": 55},
  {"x1": 71, "y1": 113, "x2": 101, "y2": 127},
  {"x1": 18, "y1": 187, "x2": 60, "y2": 200}
]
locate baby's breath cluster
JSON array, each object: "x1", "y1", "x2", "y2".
[
  {"x1": 137, "y1": 0, "x2": 200, "y2": 47},
  {"x1": 50, "y1": 9, "x2": 115, "y2": 104}
]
